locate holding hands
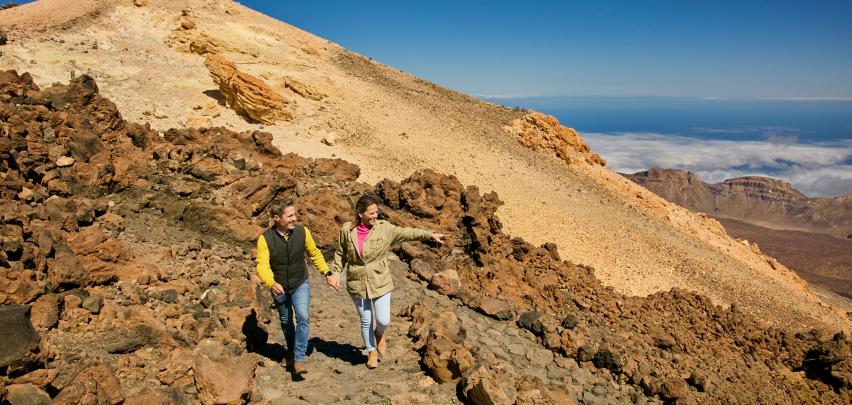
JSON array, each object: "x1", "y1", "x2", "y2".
[{"x1": 325, "y1": 273, "x2": 340, "y2": 291}]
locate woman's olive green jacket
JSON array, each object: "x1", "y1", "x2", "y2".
[{"x1": 330, "y1": 220, "x2": 432, "y2": 298}]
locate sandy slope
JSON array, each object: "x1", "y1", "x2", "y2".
[{"x1": 2, "y1": 0, "x2": 848, "y2": 332}]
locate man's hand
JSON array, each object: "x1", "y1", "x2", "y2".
[
  {"x1": 431, "y1": 232, "x2": 446, "y2": 245},
  {"x1": 325, "y1": 273, "x2": 340, "y2": 291},
  {"x1": 271, "y1": 282, "x2": 284, "y2": 296}
]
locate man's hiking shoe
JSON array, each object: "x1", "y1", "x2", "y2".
[{"x1": 293, "y1": 361, "x2": 308, "y2": 375}]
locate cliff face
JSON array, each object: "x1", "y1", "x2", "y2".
[{"x1": 625, "y1": 168, "x2": 852, "y2": 239}]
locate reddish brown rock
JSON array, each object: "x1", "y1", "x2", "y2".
[
  {"x1": 422, "y1": 336, "x2": 475, "y2": 383},
  {"x1": 5, "y1": 383, "x2": 51, "y2": 405},
  {"x1": 125, "y1": 387, "x2": 189, "y2": 405},
  {"x1": 29, "y1": 294, "x2": 60, "y2": 330},
  {"x1": 0, "y1": 305, "x2": 42, "y2": 375},
  {"x1": 311, "y1": 157, "x2": 360, "y2": 182},
  {"x1": 461, "y1": 361, "x2": 519, "y2": 405},
  {"x1": 429, "y1": 269, "x2": 461, "y2": 296},
  {"x1": 52, "y1": 364, "x2": 124, "y2": 405},
  {"x1": 504, "y1": 112, "x2": 605, "y2": 166},
  {"x1": 193, "y1": 352, "x2": 257, "y2": 404},
  {"x1": 13, "y1": 368, "x2": 58, "y2": 389},
  {"x1": 204, "y1": 54, "x2": 291, "y2": 124},
  {"x1": 478, "y1": 297, "x2": 514, "y2": 320},
  {"x1": 407, "y1": 305, "x2": 465, "y2": 348},
  {"x1": 0, "y1": 270, "x2": 41, "y2": 304}
]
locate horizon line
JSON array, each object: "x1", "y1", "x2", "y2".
[{"x1": 477, "y1": 94, "x2": 852, "y2": 102}]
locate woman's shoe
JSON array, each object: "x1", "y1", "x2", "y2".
[{"x1": 366, "y1": 350, "x2": 379, "y2": 369}]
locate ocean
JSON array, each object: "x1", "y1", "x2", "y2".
[{"x1": 486, "y1": 97, "x2": 852, "y2": 197}]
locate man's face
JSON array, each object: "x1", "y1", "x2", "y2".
[{"x1": 273, "y1": 206, "x2": 297, "y2": 229}]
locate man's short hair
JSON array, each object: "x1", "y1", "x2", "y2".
[{"x1": 269, "y1": 199, "x2": 295, "y2": 217}]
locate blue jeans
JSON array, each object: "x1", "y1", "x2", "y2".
[
  {"x1": 272, "y1": 280, "x2": 310, "y2": 361},
  {"x1": 351, "y1": 292, "x2": 391, "y2": 352}
]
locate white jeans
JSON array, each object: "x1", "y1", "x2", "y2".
[{"x1": 351, "y1": 292, "x2": 391, "y2": 352}]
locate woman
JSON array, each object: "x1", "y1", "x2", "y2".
[{"x1": 328, "y1": 194, "x2": 445, "y2": 368}]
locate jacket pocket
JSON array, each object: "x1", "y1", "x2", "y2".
[{"x1": 371, "y1": 259, "x2": 392, "y2": 289}]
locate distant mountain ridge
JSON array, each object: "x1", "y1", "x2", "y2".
[{"x1": 624, "y1": 168, "x2": 852, "y2": 239}]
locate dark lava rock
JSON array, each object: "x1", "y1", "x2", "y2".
[
  {"x1": 0, "y1": 304, "x2": 42, "y2": 375},
  {"x1": 561, "y1": 313, "x2": 580, "y2": 329}
]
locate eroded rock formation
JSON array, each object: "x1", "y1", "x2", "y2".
[
  {"x1": 204, "y1": 54, "x2": 291, "y2": 124},
  {"x1": 504, "y1": 112, "x2": 606, "y2": 166}
]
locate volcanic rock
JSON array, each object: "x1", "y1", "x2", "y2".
[
  {"x1": 0, "y1": 305, "x2": 42, "y2": 375},
  {"x1": 4, "y1": 383, "x2": 51, "y2": 405},
  {"x1": 461, "y1": 361, "x2": 519, "y2": 405},
  {"x1": 422, "y1": 336, "x2": 475, "y2": 383},
  {"x1": 429, "y1": 269, "x2": 461, "y2": 296},
  {"x1": 193, "y1": 352, "x2": 257, "y2": 405},
  {"x1": 29, "y1": 294, "x2": 60, "y2": 330},
  {"x1": 203, "y1": 54, "x2": 290, "y2": 124},
  {"x1": 504, "y1": 112, "x2": 605, "y2": 166},
  {"x1": 478, "y1": 297, "x2": 514, "y2": 320},
  {"x1": 52, "y1": 363, "x2": 124, "y2": 405}
]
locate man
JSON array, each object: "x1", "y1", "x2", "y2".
[{"x1": 256, "y1": 199, "x2": 338, "y2": 375}]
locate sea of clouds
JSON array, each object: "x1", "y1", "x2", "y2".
[{"x1": 582, "y1": 132, "x2": 852, "y2": 197}]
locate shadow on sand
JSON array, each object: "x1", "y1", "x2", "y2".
[{"x1": 308, "y1": 337, "x2": 366, "y2": 366}]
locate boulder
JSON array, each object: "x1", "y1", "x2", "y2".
[
  {"x1": 204, "y1": 54, "x2": 291, "y2": 124},
  {"x1": 408, "y1": 307, "x2": 464, "y2": 348},
  {"x1": 0, "y1": 270, "x2": 41, "y2": 304},
  {"x1": 461, "y1": 361, "x2": 519, "y2": 405},
  {"x1": 0, "y1": 305, "x2": 42, "y2": 375},
  {"x1": 193, "y1": 352, "x2": 257, "y2": 405},
  {"x1": 102, "y1": 323, "x2": 158, "y2": 354},
  {"x1": 184, "y1": 116, "x2": 212, "y2": 129},
  {"x1": 503, "y1": 112, "x2": 605, "y2": 166},
  {"x1": 4, "y1": 383, "x2": 51, "y2": 405},
  {"x1": 311, "y1": 158, "x2": 360, "y2": 182},
  {"x1": 82, "y1": 294, "x2": 103, "y2": 314},
  {"x1": 409, "y1": 259, "x2": 434, "y2": 281},
  {"x1": 422, "y1": 337, "x2": 475, "y2": 383},
  {"x1": 429, "y1": 269, "x2": 461, "y2": 296},
  {"x1": 125, "y1": 387, "x2": 189, "y2": 405},
  {"x1": 46, "y1": 247, "x2": 88, "y2": 289},
  {"x1": 29, "y1": 294, "x2": 60, "y2": 330},
  {"x1": 12, "y1": 368, "x2": 58, "y2": 388},
  {"x1": 53, "y1": 364, "x2": 124, "y2": 405},
  {"x1": 283, "y1": 76, "x2": 325, "y2": 100},
  {"x1": 478, "y1": 297, "x2": 514, "y2": 320}
]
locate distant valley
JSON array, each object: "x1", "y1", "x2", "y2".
[{"x1": 625, "y1": 168, "x2": 852, "y2": 302}]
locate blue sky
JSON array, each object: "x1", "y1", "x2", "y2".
[{"x1": 237, "y1": 0, "x2": 852, "y2": 99}]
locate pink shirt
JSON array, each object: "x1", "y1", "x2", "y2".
[{"x1": 356, "y1": 222, "x2": 372, "y2": 257}]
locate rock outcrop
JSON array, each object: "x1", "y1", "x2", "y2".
[
  {"x1": 504, "y1": 112, "x2": 606, "y2": 166},
  {"x1": 204, "y1": 54, "x2": 291, "y2": 124}
]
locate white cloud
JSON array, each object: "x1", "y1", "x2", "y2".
[{"x1": 582, "y1": 132, "x2": 852, "y2": 197}]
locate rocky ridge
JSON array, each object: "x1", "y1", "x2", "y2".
[
  {"x1": 625, "y1": 168, "x2": 852, "y2": 239},
  {"x1": 1, "y1": 71, "x2": 851, "y2": 404}
]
